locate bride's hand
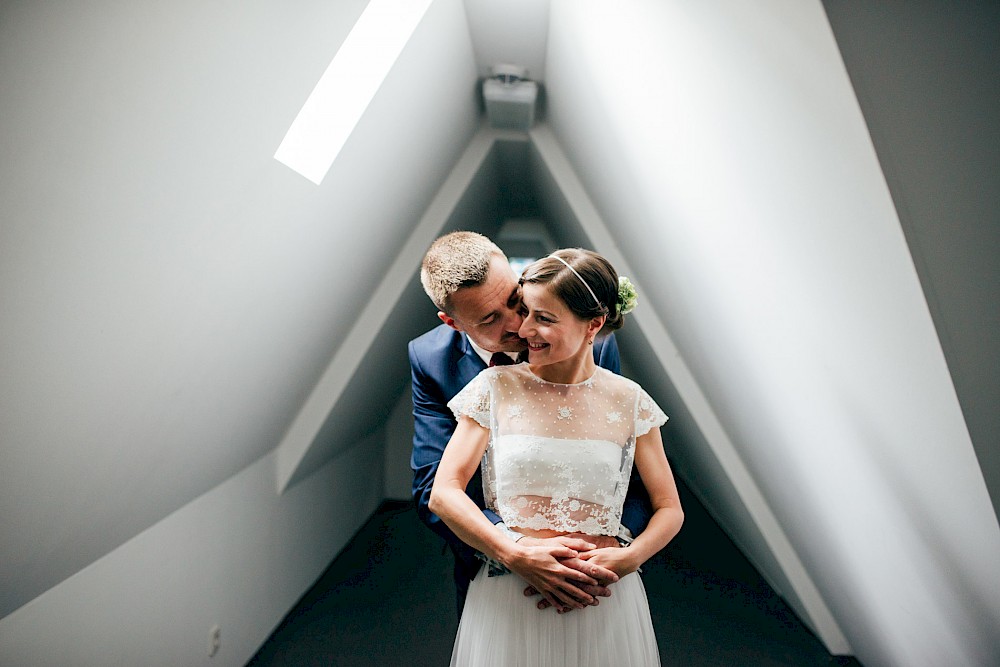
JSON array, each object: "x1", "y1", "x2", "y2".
[
  {"x1": 561, "y1": 533, "x2": 620, "y2": 551},
  {"x1": 517, "y1": 535, "x2": 620, "y2": 585},
  {"x1": 503, "y1": 537, "x2": 604, "y2": 611},
  {"x1": 518, "y1": 535, "x2": 621, "y2": 611},
  {"x1": 578, "y1": 546, "x2": 641, "y2": 579}
]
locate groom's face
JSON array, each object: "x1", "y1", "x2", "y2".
[{"x1": 441, "y1": 254, "x2": 528, "y2": 354}]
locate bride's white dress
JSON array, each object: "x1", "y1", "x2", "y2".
[{"x1": 447, "y1": 364, "x2": 668, "y2": 667}]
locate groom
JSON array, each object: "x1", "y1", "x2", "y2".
[{"x1": 409, "y1": 231, "x2": 652, "y2": 615}]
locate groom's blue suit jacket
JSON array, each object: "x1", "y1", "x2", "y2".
[{"x1": 409, "y1": 323, "x2": 653, "y2": 611}]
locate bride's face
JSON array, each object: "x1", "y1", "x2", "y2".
[{"x1": 517, "y1": 283, "x2": 594, "y2": 366}]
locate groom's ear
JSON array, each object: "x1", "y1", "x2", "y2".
[{"x1": 439, "y1": 311, "x2": 461, "y2": 331}]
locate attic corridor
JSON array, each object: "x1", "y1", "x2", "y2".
[{"x1": 2, "y1": 2, "x2": 997, "y2": 666}]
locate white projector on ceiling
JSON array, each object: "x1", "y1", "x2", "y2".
[{"x1": 483, "y1": 64, "x2": 538, "y2": 131}]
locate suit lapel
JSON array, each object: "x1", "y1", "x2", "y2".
[{"x1": 456, "y1": 333, "x2": 487, "y2": 388}]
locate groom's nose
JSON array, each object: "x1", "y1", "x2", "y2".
[{"x1": 503, "y1": 307, "x2": 524, "y2": 332}]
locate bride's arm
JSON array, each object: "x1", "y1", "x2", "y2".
[
  {"x1": 429, "y1": 416, "x2": 613, "y2": 611},
  {"x1": 579, "y1": 427, "x2": 684, "y2": 576}
]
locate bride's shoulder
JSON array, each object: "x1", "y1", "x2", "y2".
[
  {"x1": 595, "y1": 366, "x2": 637, "y2": 385},
  {"x1": 595, "y1": 368, "x2": 646, "y2": 395},
  {"x1": 481, "y1": 363, "x2": 528, "y2": 385}
]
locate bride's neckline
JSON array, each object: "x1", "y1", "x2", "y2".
[{"x1": 525, "y1": 365, "x2": 600, "y2": 386}]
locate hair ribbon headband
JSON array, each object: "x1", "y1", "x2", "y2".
[{"x1": 549, "y1": 254, "x2": 602, "y2": 309}]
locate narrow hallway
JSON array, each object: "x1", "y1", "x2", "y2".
[
  {"x1": 249, "y1": 482, "x2": 861, "y2": 666},
  {"x1": 3, "y1": 3, "x2": 996, "y2": 665}
]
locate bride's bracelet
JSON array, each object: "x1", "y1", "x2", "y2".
[{"x1": 497, "y1": 522, "x2": 526, "y2": 543}]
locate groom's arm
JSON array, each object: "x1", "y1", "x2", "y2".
[{"x1": 410, "y1": 343, "x2": 501, "y2": 550}]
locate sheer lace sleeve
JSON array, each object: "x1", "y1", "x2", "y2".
[
  {"x1": 634, "y1": 387, "x2": 668, "y2": 437},
  {"x1": 447, "y1": 369, "x2": 493, "y2": 429}
]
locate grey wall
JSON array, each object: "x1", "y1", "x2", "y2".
[
  {"x1": 385, "y1": 386, "x2": 416, "y2": 501},
  {"x1": 0, "y1": 442, "x2": 385, "y2": 667},
  {"x1": 822, "y1": 0, "x2": 1000, "y2": 524}
]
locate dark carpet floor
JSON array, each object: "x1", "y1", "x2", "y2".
[{"x1": 248, "y1": 482, "x2": 861, "y2": 666}]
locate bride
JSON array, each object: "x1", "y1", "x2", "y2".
[{"x1": 430, "y1": 248, "x2": 685, "y2": 666}]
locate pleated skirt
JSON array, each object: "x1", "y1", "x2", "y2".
[{"x1": 450, "y1": 567, "x2": 660, "y2": 666}]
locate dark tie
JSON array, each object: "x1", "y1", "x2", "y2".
[{"x1": 489, "y1": 352, "x2": 515, "y2": 367}]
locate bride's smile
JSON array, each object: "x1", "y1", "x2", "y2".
[{"x1": 518, "y1": 282, "x2": 602, "y2": 383}]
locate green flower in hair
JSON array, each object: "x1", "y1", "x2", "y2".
[{"x1": 617, "y1": 276, "x2": 638, "y2": 316}]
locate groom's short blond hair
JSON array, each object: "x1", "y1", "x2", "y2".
[{"x1": 420, "y1": 231, "x2": 504, "y2": 313}]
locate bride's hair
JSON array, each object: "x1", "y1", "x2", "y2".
[{"x1": 520, "y1": 249, "x2": 625, "y2": 331}]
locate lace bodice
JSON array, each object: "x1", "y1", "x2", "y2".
[{"x1": 448, "y1": 365, "x2": 667, "y2": 536}]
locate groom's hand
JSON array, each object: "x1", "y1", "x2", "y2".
[{"x1": 522, "y1": 534, "x2": 622, "y2": 611}]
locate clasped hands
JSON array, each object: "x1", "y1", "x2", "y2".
[{"x1": 504, "y1": 532, "x2": 635, "y2": 614}]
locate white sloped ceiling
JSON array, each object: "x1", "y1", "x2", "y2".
[
  {"x1": 0, "y1": 0, "x2": 479, "y2": 617},
  {"x1": 542, "y1": 1, "x2": 1000, "y2": 665}
]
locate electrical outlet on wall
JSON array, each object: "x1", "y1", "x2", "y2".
[{"x1": 209, "y1": 625, "x2": 221, "y2": 657}]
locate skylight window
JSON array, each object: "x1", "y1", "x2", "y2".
[{"x1": 274, "y1": 0, "x2": 434, "y2": 185}]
